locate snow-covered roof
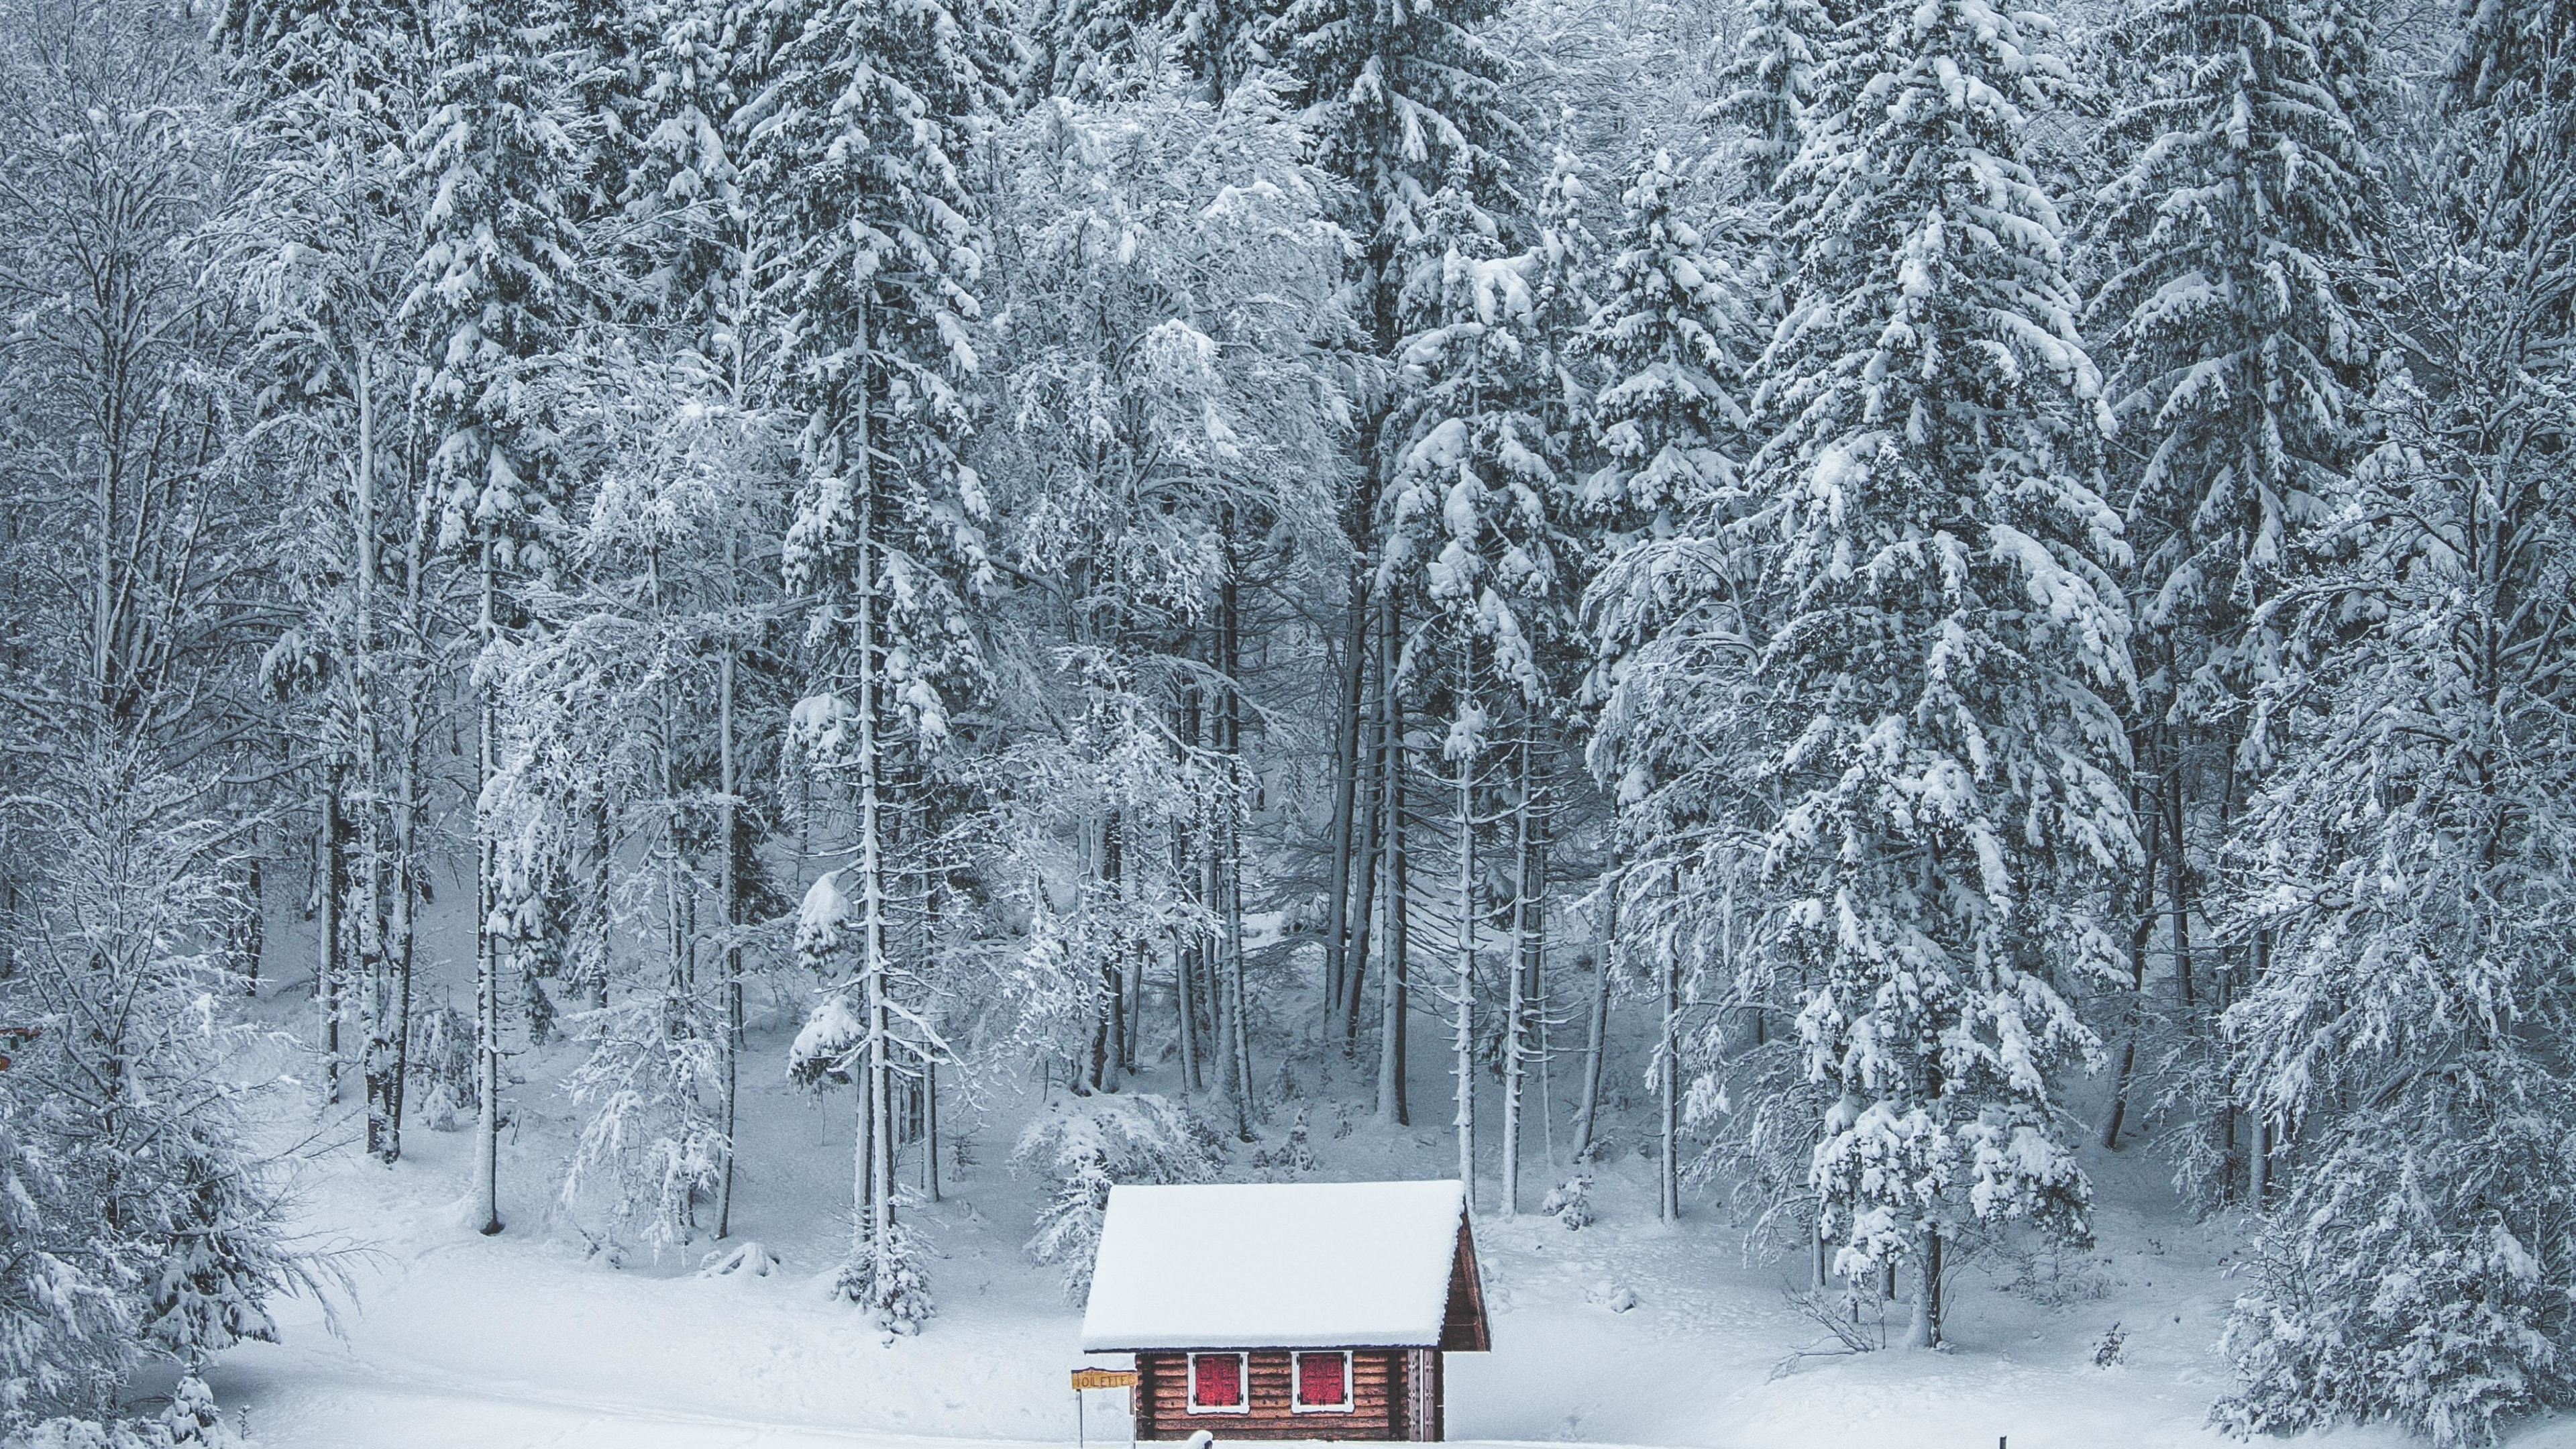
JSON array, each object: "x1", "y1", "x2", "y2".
[{"x1": 1079, "y1": 1180, "x2": 1479, "y2": 1352}]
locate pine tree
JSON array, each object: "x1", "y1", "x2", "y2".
[
  {"x1": 1580, "y1": 145, "x2": 1754, "y2": 534},
  {"x1": 1267, "y1": 0, "x2": 1513, "y2": 338},
  {"x1": 404, "y1": 0, "x2": 589, "y2": 1228},
  {"x1": 2212, "y1": 62, "x2": 2576, "y2": 1449},
  {"x1": 981, "y1": 74, "x2": 1347, "y2": 1101},
  {"x1": 751, "y1": 0, "x2": 1006, "y2": 1330},
  {"x1": 2444, "y1": 0, "x2": 2576, "y2": 311},
  {"x1": 483, "y1": 348, "x2": 790, "y2": 1260},
  {"x1": 2081, "y1": 0, "x2": 2373, "y2": 1177},
  {"x1": 1709, "y1": 0, "x2": 1842, "y2": 197},
  {"x1": 1740, "y1": 0, "x2": 2134, "y2": 1346},
  {"x1": 219, "y1": 0, "x2": 437, "y2": 1132},
  {"x1": 1260, "y1": 0, "x2": 1517, "y2": 1128},
  {"x1": 1377, "y1": 160, "x2": 1592, "y2": 1209},
  {"x1": 1573, "y1": 142, "x2": 1770, "y2": 1232}
]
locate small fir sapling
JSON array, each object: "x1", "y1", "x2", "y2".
[
  {"x1": 699, "y1": 1240, "x2": 783, "y2": 1281},
  {"x1": 1540, "y1": 1173, "x2": 1595, "y2": 1230},
  {"x1": 836, "y1": 1218, "x2": 938, "y2": 1338},
  {"x1": 1251, "y1": 1108, "x2": 1318, "y2": 1173},
  {"x1": 157, "y1": 1375, "x2": 247, "y2": 1448}
]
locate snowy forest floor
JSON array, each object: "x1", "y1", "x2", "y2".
[{"x1": 201, "y1": 932, "x2": 2576, "y2": 1449}]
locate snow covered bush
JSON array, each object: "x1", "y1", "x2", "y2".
[
  {"x1": 1250, "y1": 1108, "x2": 1318, "y2": 1175},
  {"x1": 155, "y1": 1375, "x2": 249, "y2": 1447},
  {"x1": 407, "y1": 1004, "x2": 479, "y2": 1132},
  {"x1": 834, "y1": 1219, "x2": 938, "y2": 1338},
  {"x1": 0, "y1": 762, "x2": 310, "y2": 1438},
  {"x1": 16, "y1": 1377, "x2": 256, "y2": 1449},
  {"x1": 558, "y1": 996, "x2": 729, "y2": 1263},
  {"x1": 1540, "y1": 1174, "x2": 1595, "y2": 1230},
  {"x1": 1014, "y1": 1094, "x2": 1228, "y2": 1301}
]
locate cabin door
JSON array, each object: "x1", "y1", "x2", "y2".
[{"x1": 1402, "y1": 1349, "x2": 1439, "y2": 1441}]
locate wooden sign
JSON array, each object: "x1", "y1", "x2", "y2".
[{"x1": 1071, "y1": 1368, "x2": 1137, "y2": 1391}]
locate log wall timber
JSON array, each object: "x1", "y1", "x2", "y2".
[{"x1": 1134, "y1": 1350, "x2": 1433, "y2": 1440}]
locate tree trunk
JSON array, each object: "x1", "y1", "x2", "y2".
[
  {"x1": 855, "y1": 357, "x2": 898, "y2": 1296},
  {"x1": 384, "y1": 695, "x2": 419, "y2": 1164},
  {"x1": 1657, "y1": 870, "x2": 1679, "y2": 1224},
  {"x1": 1177, "y1": 690, "x2": 1205, "y2": 1093},
  {"x1": 717, "y1": 211, "x2": 755, "y2": 1241},
  {"x1": 361, "y1": 802, "x2": 392, "y2": 1159},
  {"x1": 1218, "y1": 543, "x2": 1253, "y2": 1135},
  {"x1": 374, "y1": 567, "x2": 426, "y2": 1164},
  {"x1": 1098, "y1": 812, "x2": 1126, "y2": 1091},
  {"x1": 2246, "y1": 926, "x2": 2271, "y2": 1208},
  {"x1": 718, "y1": 562, "x2": 742, "y2": 1237},
  {"x1": 2169, "y1": 765, "x2": 2194, "y2": 1020},
  {"x1": 1342, "y1": 656, "x2": 1381, "y2": 1055},
  {"x1": 1204, "y1": 801, "x2": 1229, "y2": 1110},
  {"x1": 923, "y1": 1055, "x2": 941, "y2": 1201},
  {"x1": 240, "y1": 857, "x2": 263, "y2": 993},
  {"x1": 1572, "y1": 854, "x2": 1614, "y2": 1163},
  {"x1": 349, "y1": 343, "x2": 390, "y2": 1156},
  {"x1": 1174, "y1": 909, "x2": 1199, "y2": 1093},
  {"x1": 1450, "y1": 660, "x2": 1476, "y2": 1212},
  {"x1": 1224, "y1": 837, "x2": 1252, "y2": 1134},
  {"x1": 1376, "y1": 594, "x2": 1409, "y2": 1125},
  {"x1": 1905, "y1": 1225, "x2": 1942, "y2": 1348},
  {"x1": 318, "y1": 770, "x2": 344, "y2": 1106},
  {"x1": 474, "y1": 539, "x2": 502, "y2": 1235},
  {"x1": 1501, "y1": 740, "x2": 1544, "y2": 1216},
  {"x1": 1322, "y1": 562, "x2": 1371, "y2": 1026},
  {"x1": 2103, "y1": 761, "x2": 2160, "y2": 1150}
]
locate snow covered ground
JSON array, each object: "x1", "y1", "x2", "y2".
[{"x1": 204, "y1": 947, "x2": 2576, "y2": 1449}]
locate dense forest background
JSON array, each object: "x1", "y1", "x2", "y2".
[{"x1": 3, "y1": 0, "x2": 2572, "y2": 1440}]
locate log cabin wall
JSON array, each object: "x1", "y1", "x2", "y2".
[{"x1": 1134, "y1": 1350, "x2": 1423, "y2": 1440}]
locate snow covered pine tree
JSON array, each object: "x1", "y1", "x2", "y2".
[
  {"x1": 1735, "y1": 0, "x2": 2134, "y2": 1347},
  {"x1": 2212, "y1": 11, "x2": 2576, "y2": 1437},
  {"x1": 2080, "y1": 0, "x2": 2373, "y2": 1188},
  {"x1": 759, "y1": 0, "x2": 1006, "y2": 1332}
]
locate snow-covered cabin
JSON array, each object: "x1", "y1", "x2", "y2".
[{"x1": 1080, "y1": 1180, "x2": 1490, "y2": 1442}]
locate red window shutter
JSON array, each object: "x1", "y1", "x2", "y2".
[
  {"x1": 1193, "y1": 1355, "x2": 1242, "y2": 1407},
  {"x1": 1297, "y1": 1354, "x2": 1347, "y2": 1408}
]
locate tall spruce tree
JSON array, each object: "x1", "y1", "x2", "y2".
[
  {"x1": 1580, "y1": 146, "x2": 1752, "y2": 533},
  {"x1": 2081, "y1": 0, "x2": 2373, "y2": 1181},
  {"x1": 407, "y1": 0, "x2": 589, "y2": 1228},
  {"x1": 1379, "y1": 170, "x2": 1585, "y2": 1210},
  {"x1": 2212, "y1": 34, "x2": 2576, "y2": 1444},
  {"x1": 749, "y1": 0, "x2": 1004, "y2": 1332},
  {"x1": 1741, "y1": 0, "x2": 2134, "y2": 1346},
  {"x1": 1266, "y1": 0, "x2": 1515, "y2": 1126},
  {"x1": 2444, "y1": 0, "x2": 2576, "y2": 313},
  {"x1": 1709, "y1": 0, "x2": 1842, "y2": 197}
]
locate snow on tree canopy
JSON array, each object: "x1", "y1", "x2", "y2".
[{"x1": 1079, "y1": 1181, "x2": 1481, "y2": 1350}]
